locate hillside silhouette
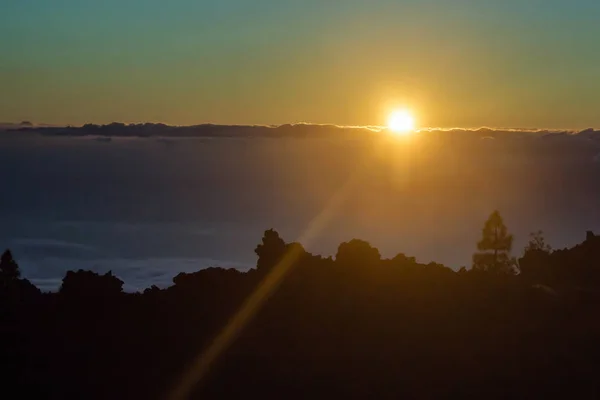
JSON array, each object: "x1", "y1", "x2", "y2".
[{"x1": 2, "y1": 211, "x2": 600, "y2": 399}]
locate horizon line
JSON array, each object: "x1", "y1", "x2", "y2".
[{"x1": 1, "y1": 121, "x2": 596, "y2": 134}]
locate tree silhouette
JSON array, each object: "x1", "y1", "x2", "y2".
[
  {"x1": 0, "y1": 249, "x2": 21, "y2": 288},
  {"x1": 255, "y1": 229, "x2": 287, "y2": 273},
  {"x1": 391, "y1": 252, "x2": 416, "y2": 266},
  {"x1": 518, "y1": 231, "x2": 553, "y2": 282},
  {"x1": 59, "y1": 269, "x2": 124, "y2": 298},
  {"x1": 336, "y1": 239, "x2": 381, "y2": 267},
  {"x1": 0, "y1": 249, "x2": 40, "y2": 302},
  {"x1": 524, "y1": 230, "x2": 552, "y2": 254},
  {"x1": 3, "y1": 228, "x2": 600, "y2": 398},
  {"x1": 472, "y1": 211, "x2": 515, "y2": 274}
]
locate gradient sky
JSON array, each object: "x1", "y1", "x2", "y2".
[{"x1": 2, "y1": 0, "x2": 600, "y2": 128}]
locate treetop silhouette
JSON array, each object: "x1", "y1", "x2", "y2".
[{"x1": 472, "y1": 210, "x2": 516, "y2": 274}]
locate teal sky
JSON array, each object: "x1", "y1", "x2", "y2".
[{"x1": 2, "y1": 0, "x2": 600, "y2": 128}]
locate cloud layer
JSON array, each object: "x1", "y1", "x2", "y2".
[
  {"x1": 4, "y1": 121, "x2": 600, "y2": 138},
  {"x1": 1, "y1": 123, "x2": 599, "y2": 291}
]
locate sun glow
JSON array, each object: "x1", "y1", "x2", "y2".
[{"x1": 387, "y1": 109, "x2": 416, "y2": 135}]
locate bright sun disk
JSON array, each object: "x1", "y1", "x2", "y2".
[{"x1": 387, "y1": 109, "x2": 415, "y2": 135}]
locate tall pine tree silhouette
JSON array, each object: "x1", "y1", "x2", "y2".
[
  {"x1": 0, "y1": 249, "x2": 20, "y2": 288},
  {"x1": 472, "y1": 211, "x2": 516, "y2": 274}
]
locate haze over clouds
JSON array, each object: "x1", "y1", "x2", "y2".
[{"x1": 2, "y1": 123, "x2": 599, "y2": 290}]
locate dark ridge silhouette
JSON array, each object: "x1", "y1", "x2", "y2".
[{"x1": 2, "y1": 212, "x2": 600, "y2": 399}]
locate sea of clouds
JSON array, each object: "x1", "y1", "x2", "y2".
[{"x1": 1, "y1": 123, "x2": 599, "y2": 291}]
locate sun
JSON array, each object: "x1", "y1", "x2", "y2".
[{"x1": 387, "y1": 109, "x2": 415, "y2": 135}]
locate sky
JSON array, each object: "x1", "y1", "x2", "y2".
[{"x1": 2, "y1": 0, "x2": 600, "y2": 128}]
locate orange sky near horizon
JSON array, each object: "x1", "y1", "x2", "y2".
[{"x1": 2, "y1": 1, "x2": 600, "y2": 129}]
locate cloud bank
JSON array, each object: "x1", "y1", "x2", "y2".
[
  {"x1": 3, "y1": 121, "x2": 600, "y2": 140},
  {"x1": 1, "y1": 122, "x2": 600, "y2": 291}
]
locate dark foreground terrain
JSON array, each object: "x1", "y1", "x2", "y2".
[{"x1": 2, "y1": 212, "x2": 600, "y2": 399}]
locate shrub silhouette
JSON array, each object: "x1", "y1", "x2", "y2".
[
  {"x1": 519, "y1": 230, "x2": 554, "y2": 284},
  {"x1": 59, "y1": 269, "x2": 124, "y2": 298}
]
